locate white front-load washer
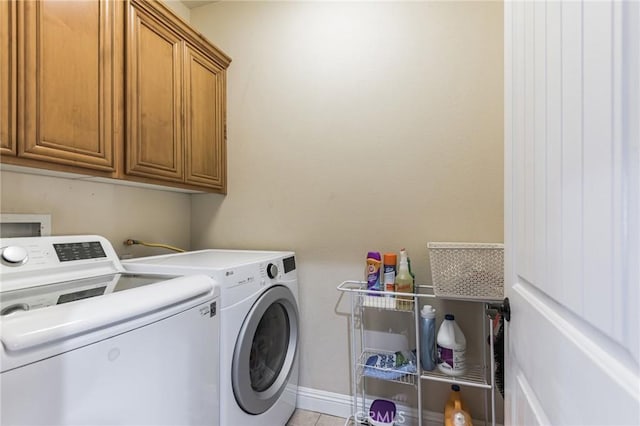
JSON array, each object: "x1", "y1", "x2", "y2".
[
  {"x1": 123, "y1": 249, "x2": 300, "y2": 426},
  {"x1": 0, "y1": 235, "x2": 221, "y2": 426}
]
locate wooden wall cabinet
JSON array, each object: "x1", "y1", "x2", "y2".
[
  {"x1": 1, "y1": 0, "x2": 231, "y2": 193},
  {"x1": 184, "y1": 44, "x2": 227, "y2": 189},
  {"x1": 0, "y1": 0, "x2": 15, "y2": 156},
  {"x1": 3, "y1": 0, "x2": 123, "y2": 174},
  {"x1": 126, "y1": 0, "x2": 230, "y2": 192}
]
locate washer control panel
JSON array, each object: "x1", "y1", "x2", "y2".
[
  {"x1": 266, "y1": 263, "x2": 279, "y2": 279},
  {"x1": 0, "y1": 235, "x2": 121, "y2": 292},
  {"x1": 1, "y1": 246, "x2": 29, "y2": 266},
  {"x1": 53, "y1": 241, "x2": 107, "y2": 262},
  {"x1": 1, "y1": 242, "x2": 54, "y2": 268},
  {"x1": 1, "y1": 238, "x2": 109, "y2": 268}
]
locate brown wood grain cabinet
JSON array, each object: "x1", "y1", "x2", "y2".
[
  {"x1": 1, "y1": 0, "x2": 16, "y2": 156},
  {"x1": 126, "y1": 0, "x2": 230, "y2": 192},
  {"x1": 6, "y1": 0, "x2": 123, "y2": 173},
  {"x1": 1, "y1": 0, "x2": 231, "y2": 193},
  {"x1": 126, "y1": 2, "x2": 184, "y2": 183},
  {"x1": 184, "y1": 44, "x2": 227, "y2": 189}
]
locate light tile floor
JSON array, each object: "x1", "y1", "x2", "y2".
[{"x1": 286, "y1": 409, "x2": 349, "y2": 426}]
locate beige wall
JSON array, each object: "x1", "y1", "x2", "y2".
[
  {"x1": 190, "y1": 0, "x2": 503, "y2": 415},
  {"x1": 163, "y1": 0, "x2": 191, "y2": 22},
  {"x1": 0, "y1": 170, "x2": 192, "y2": 258}
]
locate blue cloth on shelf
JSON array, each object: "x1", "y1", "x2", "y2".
[{"x1": 363, "y1": 350, "x2": 417, "y2": 380}]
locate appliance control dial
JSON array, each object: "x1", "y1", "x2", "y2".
[
  {"x1": 1, "y1": 246, "x2": 29, "y2": 266},
  {"x1": 266, "y1": 263, "x2": 278, "y2": 279}
]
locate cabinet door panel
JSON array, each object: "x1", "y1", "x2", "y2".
[
  {"x1": 18, "y1": 0, "x2": 119, "y2": 171},
  {"x1": 184, "y1": 46, "x2": 226, "y2": 191},
  {"x1": 126, "y1": 4, "x2": 183, "y2": 182},
  {"x1": 1, "y1": 0, "x2": 15, "y2": 155}
]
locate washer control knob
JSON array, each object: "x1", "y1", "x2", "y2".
[
  {"x1": 266, "y1": 263, "x2": 278, "y2": 279},
  {"x1": 1, "y1": 246, "x2": 28, "y2": 266}
]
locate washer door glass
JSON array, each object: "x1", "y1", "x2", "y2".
[
  {"x1": 251, "y1": 302, "x2": 288, "y2": 392},
  {"x1": 232, "y1": 285, "x2": 299, "y2": 415}
]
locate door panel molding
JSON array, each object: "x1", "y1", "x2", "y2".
[
  {"x1": 505, "y1": 0, "x2": 640, "y2": 423},
  {"x1": 18, "y1": 0, "x2": 119, "y2": 171},
  {"x1": 125, "y1": 3, "x2": 183, "y2": 182},
  {"x1": 184, "y1": 45, "x2": 226, "y2": 190},
  {"x1": 514, "y1": 373, "x2": 549, "y2": 426}
]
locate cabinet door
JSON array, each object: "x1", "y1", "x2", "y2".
[
  {"x1": 184, "y1": 45, "x2": 226, "y2": 191},
  {"x1": 17, "y1": 0, "x2": 121, "y2": 171},
  {"x1": 1, "y1": 0, "x2": 15, "y2": 156},
  {"x1": 126, "y1": 2, "x2": 183, "y2": 183}
]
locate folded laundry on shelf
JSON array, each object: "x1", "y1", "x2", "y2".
[{"x1": 363, "y1": 350, "x2": 417, "y2": 380}]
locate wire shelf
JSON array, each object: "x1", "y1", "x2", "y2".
[
  {"x1": 337, "y1": 279, "x2": 496, "y2": 426},
  {"x1": 360, "y1": 295, "x2": 414, "y2": 312},
  {"x1": 337, "y1": 281, "x2": 435, "y2": 310},
  {"x1": 420, "y1": 364, "x2": 491, "y2": 389},
  {"x1": 356, "y1": 350, "x2": 418, "y2": 386}
]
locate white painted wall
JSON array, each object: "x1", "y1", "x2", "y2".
[{"x1": 189, "y1": 1, "x2": 504, "y2": 416}]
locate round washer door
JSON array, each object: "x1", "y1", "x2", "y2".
[{"x1": 232, "y1": 285, "x2": 299, "y2": 415}]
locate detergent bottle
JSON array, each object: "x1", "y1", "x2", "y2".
[
  {"x1": 444, "y1": 385, "x2": 473, "y2": 426},
  {"x1": 419, "y1": 305, "x2": 437, "y2": 371},
  {"x1": 437, "y1": 314, "x2": 467, "y2": 376}
]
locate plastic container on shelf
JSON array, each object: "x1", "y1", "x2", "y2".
[
  {"x1": 437, "y1": 314, "x2": 467, "y2": 376},
  {"x1": 366, "y1": 252, "x2": 382, "y2": 295},
  {"x1": 395, "y1": 249, "x2": 413, "y2": 300},
  {"x1": 368, "y1": 399, "x2": 396, "y2": 426},
  {"x1": 419, "y1": 305, "x2": 437, "y2": 371},
  {"x1": 444, "y1": 385, "x2": 473, "y2": 426},
  {"x1": 382, "y1": 253, "x2": 397, "y2": 298}
]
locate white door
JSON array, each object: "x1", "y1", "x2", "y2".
[{"x1": 504, "y1": 1, "x2": 639, "y2": 425}]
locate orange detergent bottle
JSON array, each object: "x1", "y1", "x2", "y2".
[{"x1": 444, "y1": 385, "x2": 473, "y2": 426}]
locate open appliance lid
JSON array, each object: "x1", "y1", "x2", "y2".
[
  {"x1": 0, "y1": 274, "x2": 217, "y2": 354},
  {"x1": 123, "y1": 249, "x2": 294, "y2": 269},
  {"x1": 1, "y1": 273, "x2": 183, "y2": 316}
]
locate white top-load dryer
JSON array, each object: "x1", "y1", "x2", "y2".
[
  {"x1": 123, "y1": 249, "x2": 299, "y2": 426},
  {"x1": 0, "y1": 235, "x2": 221, "y2": 426}
]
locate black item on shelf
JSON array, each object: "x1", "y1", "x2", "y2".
[{"x1": 491, "y1": 315, "x2": 505, "y2": 397}]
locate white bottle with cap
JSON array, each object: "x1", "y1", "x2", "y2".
[
  {"x1": 437, "y1": 314, "x2": 467, "y2": 376},
  {"x1": 419, "y1": 305, "x2": 437, "y2": 371}
]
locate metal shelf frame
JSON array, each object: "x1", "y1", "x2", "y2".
[{"x1": 337, "y1": 280, "x2": 497, "y2": 426}]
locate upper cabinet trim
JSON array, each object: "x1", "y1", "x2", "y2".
[{"x1": 130, "y1": 0, "x2": 231, "y2": 69}]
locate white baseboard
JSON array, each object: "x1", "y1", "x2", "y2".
[
  {"x1": 296, "y1": 386, "x2": 353, "y2": 419},
  {"x1": 295, "y1": 386, "x2": 445, "y2": 426}
]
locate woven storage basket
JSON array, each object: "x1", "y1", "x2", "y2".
[{"x1": 427, "y1": 242, "x2": 504, "y2": 301}]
